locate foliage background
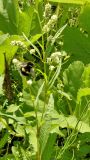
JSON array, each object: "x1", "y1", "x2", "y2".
[{"x1": 0, "y1": 0, "x2": 90, "y2": 160}]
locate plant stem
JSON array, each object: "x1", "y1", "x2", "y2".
[
  {"x1": 67, "y1": 99, "x2": 73, "y2": 115},
  {"x1": 36, "y1": 126, "x2": 41, "y2": 160}
]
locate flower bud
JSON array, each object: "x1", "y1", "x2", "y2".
[
  {"x1": 43, "y1": 3, "x2": 51, "y2": 18},
  {"x1": 43, "y1": 25, "x2": 50, "y2": 33},
  {"x1": 51, "y1": 52, "x2": 62, "y2": 59},
  {"x1": 12, "y1": 58, "x2": 19, "y2": 64},
  {"x1": 51, "y1": 15, "x2": 58, "y2": 22},
  {"x1": 47, "y1": 57, "x2": 51, "y2": 64},
  {"x1": 27, "y1": 79, "x2": 32, "y2": 85},
  {"x1": 50, "y1": 52, "x2": 62, "y2": 64},
  {"x1": 30, "y1": 49, "x2": 35, "y2": 54},
  {"x1": 49, "y1": 65, "x2": 55, "y2": 71},
  {"x1": 11, "y1": 40, "x2": 26, "y2": 49}
]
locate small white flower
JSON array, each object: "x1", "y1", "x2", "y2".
[
  {"x1": 43, "y1": 3, "x2": 51, "y2": 18},
  {"x1": 43, "y1": 25, "x2": 50, "y2": 33},
  {"x1": 45, "y1": 3, "x2": 51, "y2": 11},
  {"x1": 51, "y1": 52, "x2": 62, "y2": 59},
  {"x1": 30, "y1": 49, "x2": 35, "y2": 54},
  {"x1": 61, "y1": 51, "x2": 67, "y2": 57},
  {"x1": 19, "y1": 92, "x2": 23, "y2": 97},
  {"x1": 51, "y1": 15, "x2": 58, "y2": 22},
  {"x1": 49, "y1": 65, "x2": 55, "y2": 71},
  {"x1": 11, "y1": 40, "x2": 26, "y2": 49},
  {"x1": 10, "y1": 40, "x2": 16, "y2": 45},
  {"x1": 27, "y1": 79, "x2": 32, "y2": 85},
  {"x1": 50, "y1": 52, "x2": 62, "y2": 64},
  {"x1": 12, "y1": 58, "x2": 18, "y2": 64},
  {"x1": 12, "y1": 59, "x2": 22, "y2": 68},
  {"x1": 59, "y1": 41, "x2": 64, "y2": 46},
  {"x1": 47, "y1": 57, "x2": 51, "y2": 64}
]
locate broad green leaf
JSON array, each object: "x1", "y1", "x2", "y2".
[
  {"x1": 30, "y1": 34, "x2": 42, "y2": 43},
  {"x1": 12, "y1": 146, "x2": 20, "y2": 160},
  {"x1": 58, "y1": 115, "x2": 90, "y2": 133},
  {"x1": 0, "y1": 154, "x2": 15, "y2": 160},
  {"x1": 14, "y1": 116, "x2": 26, "y2": 124},
  {"x1": 77, "y1": 132, "x2": 90, "y2": 144},
  {"x1": 79, "y1": 4, "x2": 90, "y2": 35},
  {"x1": 29, "y1": 0, "x2": 43, "y2": 36},
  {"x1": 15, "y1": 124, "x2": 25, "y2": 136},
  {"x1": 67, "y1": 116, "x2": 90, "y2": 133},
  {"x1": 18, "y1": 5, "x2": 34, "y2": 37},
  {"x1": 59, "y1": 150, "x2": 73, "y2": 160},
  {"x1": 77, "y1": 88, "x2": 90, "y2": 104},
  {"x1": 63, "y1": 61, "x2": 84, "y2": 110},
  {"x1": 0, "y1": 117, "x2": 8, "y2": 129},
  {"x1": 39, "y1": 122, "x2": 52, "y2": 156},
  {"x1": 0, "y1": 35, "x2": 25, "y2": 59},
  {"x1": 0, "y1": 33, "x2": 9, "y2": 45},
  {"x1": 63, "y1": 61, "x2": 84, "y2": 92},
  {"x1": 48, "y1": 94, "x2": 54, "y2": 109},
  {"x1": 19, "y1": 147, "x2": 28, "y2": 160},
  {"x1": 24, "y1": 111, "x2": 35, "y2": 118},
  {"x1": 0, "y1": 0, "x2": 35, "y2": 37},
  {"x1": 0, "y1": 35, "x2": 26, "y2": 74},
  {"x1": 34, "y1": 81, "x2": 44, "y2": 107},
  {"x1": 0, "y1": 0, "x2": 19, "y2": 34},
  {"x1": 0, "y1": 34, "x2": 9, "y2": 74},
  {"x1": 49, "y1": 0, "x2": 90, "y2": 4},
  {"x1": 6, "y1": 104, "x2": 19, "y2": 113},
  {"x1": 75, "y1": 88, "x2": 90, "y2": 120},
  {"x1": 41, "y1": 133, "x2": 56, "y2": 160},
  {"x1": 0, "y1": 112, "x2": 26, "y2": 124},
  {"x1": 63, "y1": 27, "x2": 90, "y2": 64},
  {"x1": 28, "y1": 127, "x2": 37, "y2": 152},
  {"x1": 62, "y1": 4, "x2": 90, "y2": 65},
  {"x1": 48, "y1": 61, "x2": 62, "y2": 89},
  {"x1": 0, "y1": 132, "x2": 9, "y2": 149},
  {"x1": 0, "y1": 75, "x2": 4, "y2": 94},
  {"x1": 78, "y1": 144, "x2": 90, "y2": 157},
  {"x1": 44, "y1": 94, "x2": 60, "y2": 121},
  {"x1": 82, "y1": 65, "x2": 90, "y2": 87}
]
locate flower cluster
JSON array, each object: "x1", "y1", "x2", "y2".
[
  {"x1": 11, "y1": 40, "x2": 26, "y2": 49},
  {"x1": 68, "y1": 7, "x2": 80, "y2": 27},
  {"x1": 47, "y1": 52, "x2": 61, "y2": 71},
  {"x1": 12, "y1": 58, "x2": 22, "y2": 68},
  {"x1": 47, "y1": 51, "x2": 67, "y2": 71},
  {"x1": 51, "y1": 52, "x2": 62, "y2": 64},
  {"x1": 43, "y1": 3, "x2": 51, "y2": 19},
  {"x1": 43, "y1": 14, "x2": 58, "y2": 33},
  {"x1": 47, "y1": 52, "x2": 62, "y2": 65},
  {"x1": 47, "y1": 35, "x2": 53, "y2": 42}
]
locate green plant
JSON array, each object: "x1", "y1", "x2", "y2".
[{"x1": 0, "y1": 0, "x2": 90, "y2": 160}]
